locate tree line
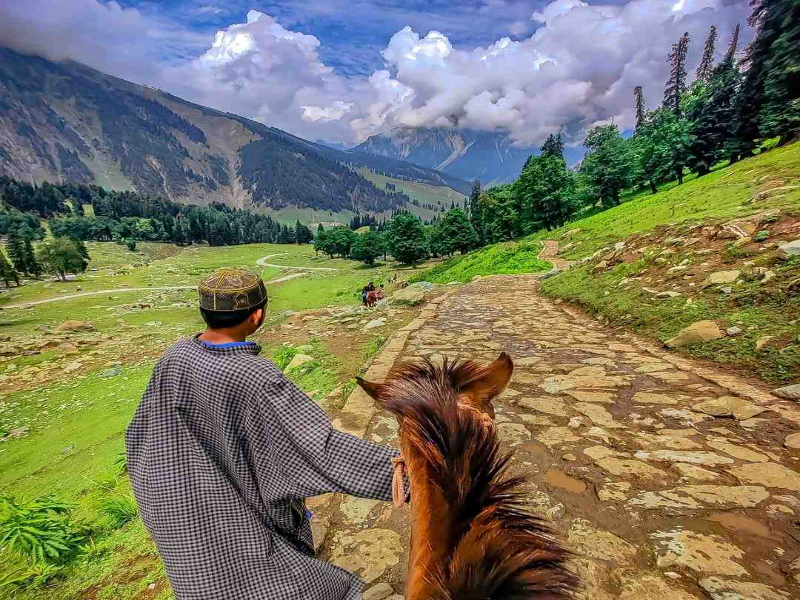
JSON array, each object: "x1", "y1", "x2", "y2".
[{"x1": 471, "y1": 2, "x2": 797, "y2": 245}]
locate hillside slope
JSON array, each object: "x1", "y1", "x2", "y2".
[
  {"x1": 0, "y1": 48, "x2": 468, "y2": 213},
  {"x1": 355, "y1": 127, "x2": 534, "y2": 185},
  {"x1": 424, "y1": 143, "x2": 800, "y2": 383}
]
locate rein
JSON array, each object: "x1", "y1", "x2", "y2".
[{"x1": 390, "y1": 403, "x2": 494, "y2": 508}]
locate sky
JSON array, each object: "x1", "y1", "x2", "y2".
[{"x1": 0, "y1": 0, "x2": 752, "y2": 148}]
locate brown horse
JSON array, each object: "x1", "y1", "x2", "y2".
[
  {"x1": 358, "y1": 353, "x2": 577, "y2": 600},
  {"x1": 365, "y1": 289, "x2": 385, "y2": 307}
]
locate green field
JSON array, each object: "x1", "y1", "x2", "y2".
[
  {"x1": 359, "y1": 168, "x2": 467, "y2": 221},
  {"x1": 0, "y1": 241, "x2": 417, "y2": 598},
  {"x1": 410, "y1": 240, "x2": 552, "y2": 283}
]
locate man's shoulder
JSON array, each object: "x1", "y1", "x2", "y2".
[{"x1": 156, "y1": 339, "x2": 283, "y2": 381}]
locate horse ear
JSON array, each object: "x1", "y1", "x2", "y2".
[
  {"x1": 460, "y1": 353, "x2": 514, "y2": 407},
  {"x1": 356, "y1": 376, "x2": 384, "y2": 401}
]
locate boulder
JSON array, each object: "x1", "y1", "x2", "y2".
[
  {"x1": 592, "y1": 260, "x2": 609, "y2": 274},
  {"x1": 772, "y1": 384, "x2": 800, "y2": 401},
  {"x1": 409, "y1": 281, "x2": 435, "y2": 291},
  {"x1": 364, "y1": 318, "x2": 386, "y2": 330},
  {"x1": 784, "y1": 433, "x2": 800, "y2": 449},
  {"x1": 726, "y1": 326, "x2": 743, "y2": 336},
  {"x1": 665, "y1": 266, "x2": 688, "y2": 279},
  {"x1": 63, "y1": 361, "x2": 83, "y2": 373},
  {"x1": 286, "y1": 354, "x2": 314, "y2": 371},
  {"x1": 656, "y1": 291, "x2": 681, "y2": 298},
  {"x1": 778, "y1": 239, "x2": 800, "y2": 258},
  {"x1": 755, "y1": 336, "x2": 774, "y2": 351},
  {"x1": 55, "y1": 320, "x2": 95, "y2": 333},
  {"x1": 665, "y1": 321, "x2": 723, "y2": 348},
  {"x1": 691, "y1": 396, "x2": 767, "y2": 420},
  {"x1": 392, "y1": 287, "x2": 425, "y2": 306},
  {"x1": 0, "y1": 344, "x2": 20, "y2": 357},
  {"x1": 702, "y1": 270, "x2": 740, "y2": 288}
]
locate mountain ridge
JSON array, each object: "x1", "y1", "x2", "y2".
[
  {"x1": 0, "y1": 48, "x2": 469, "y2": 215},
  {"x1": 354, "y1": 127, "x2": 536, "y2": 185}
]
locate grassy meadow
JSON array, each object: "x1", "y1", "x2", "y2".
[{"x1": 0, "y1": 241, "x2": 417, "y2": 598}]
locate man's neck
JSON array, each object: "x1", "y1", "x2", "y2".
[{"x1": 198, "y1": 328, "x2": 249, "y2": 344}]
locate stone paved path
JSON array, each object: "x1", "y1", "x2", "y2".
[{"x1": 319, "y1": 275, "x2": 800, "y2": 600}]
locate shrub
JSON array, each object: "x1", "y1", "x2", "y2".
[
  {"x1": 99, "y1": 494, "x2": 139, "y2": 528},
  {"x1": 0, "y1": 495, "x2": 85, "y2": 565},
  {"x1": 273, "y1": 345, "x2": 299, "y2": 370},
  {"x1": 753, "y1": 230, "x2": 769, "y2": 242}
]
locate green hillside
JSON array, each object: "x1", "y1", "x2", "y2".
[{"x1": 419, "y1": 143, "x2": 800, "y2": 382}]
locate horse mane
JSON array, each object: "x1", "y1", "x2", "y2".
[{"x1": 376, "y1": 358, "x2": 578, "y2": 600}]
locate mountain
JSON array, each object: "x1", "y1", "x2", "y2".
[
  {"x1": 354, "y1": 127, "x2": 537, "y2": 185},
  {"x1": 0, "y1": 48, "x2": 469, "y2": 215}
]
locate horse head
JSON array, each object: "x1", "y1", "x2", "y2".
[{"x1": 357, "y1": 353, "x2": 577, "y2": 600}]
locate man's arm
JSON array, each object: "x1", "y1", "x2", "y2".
[{"x1": 255, "y1": 375, "x2": 398, "y2": 500}]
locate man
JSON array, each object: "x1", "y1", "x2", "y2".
[
  {"x1": 360, "y1": 281, "x2": 375, "y2": 306},
  {"x1": 126, "y1": 268, "x2": 399, "y2": 600}
]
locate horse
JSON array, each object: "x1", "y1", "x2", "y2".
[
  {"x1": 365, "y1": 289, "x2": 385, "y2": 307},
  {"x1": 357, "y1": 353, "x2": 577, "y2": 600}
]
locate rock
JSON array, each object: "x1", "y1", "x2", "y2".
[
  {"x1": 665, "y1": 321, "x2": 723, "y2": 348},
  {"x1": 784, "y1": 432, "x2": 800, "y2": 449},
  {"x1": 101, "y1": 365, "x2": 122, "y2": 378},
  {"x1": 726, "y1": 326, "x2": 743, "y2": 336},
  {"x1": 55, "y1": 320, "x2": 96, "y2": 333},
  {"x1": 666, "y1": 265, "x2": 688, "y2": 279},
  {"x1": 656, "y1": 291, "x2": 681, "y2": 298},
  {"x1": 691, "y1": 396, "x2": 767, "y2": 420},
  {"x1": 699, "y1": 577, "x2": 790, "y2": 600},
  {"x1": 283, "y1": 310, "x2": 296, "y2": 317},
  {"x1": 562, "y1": 453, "x2": 577, "y2": 462},
  {"x1": 702, "y1": 270, "x2": 741, "y2": 288},
  {"x1": 409, "y1": 281, "x2": 435, "y2": 291},
  {"x1": 719, "y1": 286, "x2": 733, "y2": 295},
  {"x1": 635, "y1": 450, "x2": 734, "y2": 466},
  {"x1": 777, "y1": 239, "x2": 800, "y2": 258},
  {"x1": 592, "y1": 260, "x2": 609, "y2": 274},
  {"x1": 364, "y1": 318, "x2": 386, "y2": 330},
  {"x1": 392, "y1": 287, "x2": 425, "y2": 306},
  {"x1": 651, "y1": 529, "x2": 747, "y2": 576},
  {"x1": 706, "y1": 440, "x2": 768, "y2": 463},
  {"x1": 568, "y1": 519, "x2": 637, "y2": 562},
  {"x1": 63, "y1": 361, "x2": 83, "y2": 373},
  {"x1": 755, "y1": 336, "x2": 774, "y2": 351},
  {"x1": 671, "y1": 463, "x2": 720, "y2": 481},
  {"x1": 598, "y1": 481, "x2": 632, "y2": 501},
  {"x1": 595, "y1": 457, "x2": 667, "y2": 480},
  {"x1": 772, "y1": 384, "x2": 800, "y2": 400},
  {"x1": 329, "y1": 529, "x2": 401, "y2": 584},
  {"x1": 730, "y1": 462, "x2": 800, "y2": 492},
  {"x1": 363, "y1": 583, "x2": 394, "y2": 600},
  {"x1": 632, "y1": 392, "x2": 678, "y2": 405},
  {"x1": 0, "y1": 344, "x2": 20, "y2": 357},
  {"x1": 537, "y1": 427, "x2": 579, "y2": 448},
  {"x1": 286, "y1": 354, "x2": 314, "y2": 371}
]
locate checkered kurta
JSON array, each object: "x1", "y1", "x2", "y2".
[{"x1": 126, "y1": 337, "x2": 398, "y2": 600}]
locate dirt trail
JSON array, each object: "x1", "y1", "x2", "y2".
[
  {"x1": 256, "y1": 253, "x2": 339, "y2": 271},
  {"x1": 539, "y1": 239, "x2": 575, "y2": 271},
  {"x1": 1, "y1": 259, "x2": 313, "y2": 310},
  {"x1": 318, "y1": 274, "x2": 800, "y2": 600}
]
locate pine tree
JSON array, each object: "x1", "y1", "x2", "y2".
[
  {"x1": 6, "y1": 231, "x2": 27, "y2": 275},
  {"x1": 540, "y1": 132, "x2": 565, "y2": 159},
  {"x1": 696, "y1": 25, "x2": 718, "y2": 83},
  {"x1": 22, "y1": 238, "x2": 41, "y2": 279},
  {"x1": 0, "y1": 248, "x2": 19, "y2": 287},
  {"x1": 728, "y1": 1, "x2": 784, "y2": 160},
  {"x1": 724, "y1": 23, "x2": 741, "y2": 63},
  {"x1": 663, "y1": 32, "x2": 691, "y2": 115},
  {"x1": 468, "y1": 179, "x2": 482, "y2": 244},
  {"x1": 760, "y1": 0, "x2": 800, "y2": 144},
  {"x1": 634, "y1": 86, "x2": 646, "y2": 131}
]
